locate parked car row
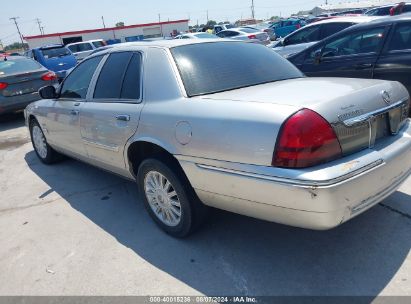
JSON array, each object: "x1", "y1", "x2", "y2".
[{"x1": 288, "y1": 14, "x2": 411, "y2": 101}]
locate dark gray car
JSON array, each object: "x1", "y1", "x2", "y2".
[{"x1": 0, "y1": 56, "x2": 57, "y2": 115}]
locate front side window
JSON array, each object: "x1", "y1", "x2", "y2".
[
  {"x1": 60, "y1": 56, "x2": 102, "y2": 99},
  {"x1": 171, "y1": 42, "x2": 303, "y2": 97},
  {"x1": 388, "y1": 23, "x2": 411, "y2": 51},
  {"x1": 286, "y1": 25, "x2": 321, "y2": 45},
  {"x1": 322, "y1": 27, "x2": 385, "y2": 58},
  {"x1": 320, "y1": 23, "x2": 353, "y2": 39},
  {"x1": 94, "y1": 52, "x2": 141, "y2": 100},
  {"x1": 77, "y1": 43, "x2": 93, "y2": 52}
]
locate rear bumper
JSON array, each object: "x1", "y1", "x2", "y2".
[
  {"x1": 0, "y1": 92, "x2": 41, "y2": 114},
  {"x1": 178, "y1": 120, "x2": 411, "y2": 230}
]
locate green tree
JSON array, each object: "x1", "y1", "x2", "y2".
[
  {"x1": 206, "y1": 20, "x2": 217, "y2": 27},
  {"x1": 5, "y1": 42, "x2": 28, "y2": 51},
  {"x1": 115, "y1": 22, "x2": 125, "y2": 27}
]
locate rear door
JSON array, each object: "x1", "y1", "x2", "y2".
[
  {"x1": 80, "y1": 51, "x2": 143, "y2": 172},
  {"x1": 44, "y1": 55, "x2": 103, "y2": 157},
  {"x1": 374, "y1": 22, "x2": 411, "y2": 95},
  {"x1": 302, "y1": 26, "x2": 387, "y2": 78}
]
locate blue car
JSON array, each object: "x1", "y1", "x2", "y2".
[
  {"x1": 24, "y1": 45, "x2": 77, "y2": 81},
  {"x1": 270, "y1": 18, "x2": 306, "y2": 38}
]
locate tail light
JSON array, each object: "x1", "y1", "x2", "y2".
[
  {"x1": 0, "y1": 82, "x2": 8, "y2": 90},
  {"x1": 248, "y1": 34, "x2": 257, "y2": 39},
  {"x1": 272, "y1": 109, "x2": 342, "y2": 168},
  {"x1": 41, "y1": 71, "x2": 57, "y2": 81}
]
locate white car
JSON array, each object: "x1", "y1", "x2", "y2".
[
  {"x1": 175, "y1": 33, "x2": 219, "y2": 39},
  {"x1": 216, "y1": 28, "x2": 270, "y2": 45},
  {"x1": 272, "y1": 16, "x2": 379, "y2": 58},
  {"x1": 66, "y1": 39, "x2": 106, "y2": 62}
]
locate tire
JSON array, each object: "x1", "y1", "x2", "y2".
[
  {"x1": 137, "y1": 157, "x2": 208, "y2": 237},
  {"x1": 29, "y1": 119, "x2": 62, "y2": 164}
]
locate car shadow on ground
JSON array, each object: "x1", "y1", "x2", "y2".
[
  {"x1": 25, "y1": 151, "x2": 411, "y2": 296},
  {"x1": 0, "y1": 112, "x2": 25, "y2": 132}
]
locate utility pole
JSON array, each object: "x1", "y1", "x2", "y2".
[
  {"x1": 9, "y1": 17, "x2": 25, "y2": 47},
  {"x1": 158, "y1": 14, "x2": 163, "y2": 37},
  {"x1": 251, "y1": 0, "x2": 255, "y2": 20},
  {"x1": 35, "y1": 18, "x2": 42, "y2": 35},
  {"x1": 101, "y1": 16, "x2": 106, "y2": 28},
  {"x1": 41, "y1": 26, "x2": 45, "y2": 35},
  {"x1": 206, "y1": 10, "x2": 209, "y2": 22}
]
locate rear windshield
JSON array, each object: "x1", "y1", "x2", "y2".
[
  {"x1": 194, "y1": 33, "x2": 217, "y2": 38},
  {"x1": 171, "y1": 42, "x2": 303, "y2": 97},
  {"x1": 239, "y1": 28, "x2": 259, "y2": 33},
  {"x1": 0, "y1": 58, "x2": 43, "y2": 76},
  {"x1": 41, "y1": 47, "x2": 71, "y2": 59}
]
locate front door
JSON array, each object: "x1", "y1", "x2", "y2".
[
  {"x1": 374, "y1": 22, "x2": 411, "y2": 95},
  {"x1": 302, "y1": 26, "x2": 387, "y2": 79},
  {"x1": 45, "y1": 55, "x2": 103, "y2": 157},
  {"x1": 80, "y1": 51, "x2": 143, "y2": 171}
]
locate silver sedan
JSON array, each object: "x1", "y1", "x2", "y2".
[
  {"x1": 216, "y1": 28, "x2": 271, "y2": 45},
  {"x1": 25, "y1": 40, "x2": 411, "y2": 237}
]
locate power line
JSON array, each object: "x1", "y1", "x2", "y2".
[{"x1": 9, "y1": 17, "x2": 25, "y2": 47}]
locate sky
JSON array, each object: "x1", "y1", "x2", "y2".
[{"x1": 1, "y1": 0, "x2": 329, "y2": 45}]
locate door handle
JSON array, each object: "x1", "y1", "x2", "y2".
[
  {"x1": 354, "y1": 63, "x2": 373, "y2": 70},
  {"x1": 116, "y1": 114, "x2": 130, "y2": 122},
  {"x1": 70, "y1": 110, "x2": 79, "y2": 116}
]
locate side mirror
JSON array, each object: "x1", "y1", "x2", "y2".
[
  {"x1": 39, "y1": 85, "x2": 58, "y2": 99},
  {"x1": 314, "y1": 50, "x2": 322, "y2": 65}
]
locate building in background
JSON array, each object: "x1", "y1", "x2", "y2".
[{"x1": 24, "y1": 19, "x2": 189, "y2": 49}]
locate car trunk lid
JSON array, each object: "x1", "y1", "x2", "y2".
[
  {"x1": 200, "y1": 77, "x2": 410, "y2": 156},
  {"x1": 0, "y1": 69, "x2": 50, "y2": 97}
]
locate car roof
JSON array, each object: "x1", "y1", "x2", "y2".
[
  {"x1": 349, "y1": 13, "x2": 411, "y2": 28},
  {"x1": 33, "y1": 44, "x2": 65, "y2": 50},
  {"x1": 67, "y1": 39, "x2": 104, "y2": 46},
  {"x1": 98, "y1": 39, "x2": 232, "y2": 50},
  {"x1": 311, "y1": 16, "x2": 381, "y2": 25}
]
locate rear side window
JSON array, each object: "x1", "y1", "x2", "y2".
[
  {"x1": 94, "y1": 52, "x2": 141, "y2": 100},
  {"x1": 60, "y1": 56, "x2": 102, "y2": 99},
  {"x1": 41, "y1": 47, "x2": 71, "y2": 58},
  {"x1": 0, "y1": 58, "x2": 42, "y2": 76},
  {"x1": 92, "y1": 41, "x2": 105, "y2": 48},
  {"x1": 389, "y1": 23, "x2": 411, "y2": 51},
  {"x1": 121, "y1": 54, "x2": 142, "y2": 100},
  {"x1": 171, "y1": 42, "x2": 303, "y2": 97}
]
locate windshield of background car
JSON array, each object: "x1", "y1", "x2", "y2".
[
  {"x1": 41, "y1": 47, "x2": 71, "y2": 59},
  {"x1": 0, "y1": 58, "x2": 43, "y2": 76},
  {"x1": 239, "y1": 28, "x2": 259, "y2": 33},
  {"x1": 171, "y1": 42, "x2": 303, "y2": 97}
]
